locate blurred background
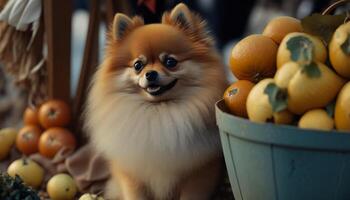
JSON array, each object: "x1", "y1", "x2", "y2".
[
  {"x1": 71, "y1": 0, "x2": 333, "y2": 91},
  {"x1": 0, "y1": 0, "x2": 336, "y2": 127}
]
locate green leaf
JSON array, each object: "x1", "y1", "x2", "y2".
[
  {"x1": 341, "y1": 34, "x2": 350, "y2": 55},
  {"x1": 301, "y1": 13, "x2": 346, "y2": 43},
  {"x1": 301, "y1": 62, "x2": 321, "y2": 78},
  {"x1": 287, "y1": 36, "x2": 314, "y2": 62},
  {"x1": 264, "y1": 83, "x2": 288, "y2": 113},
  {"x1": 326, "y1": 102, "x2": 336, "y2": 117},
  {"x1": 0, "y1": 172, "x2": 40, "y2": 200}
]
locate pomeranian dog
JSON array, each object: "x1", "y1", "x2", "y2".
[{"x1": 85, "y1": 3, "x2": 227, "y2": 200}]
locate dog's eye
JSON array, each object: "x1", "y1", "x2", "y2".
[
  {"x1": 164, "y1": 57, "x2": 178, "y2": 69},
  {"x1": 134, "y1": 60, "x2": 144, "y2": 72}
]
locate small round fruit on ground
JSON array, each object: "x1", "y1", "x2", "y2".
[
  {"x1": 223, "y1": 80, "x2": 255, "y2": 118},
  {"x1": 335, "y1": 82, "x2": 350, "y2": 131},
  {"x1": 0, "y1": 128, "x2": 18, "y2": 160},
  {"x1": 298, "y1": 109, "x2": 334, "y2": 131},
  {"x1": 329, "y1": 21, "x2": 350, "y2": 79},
  {"x1": 79, "y1": 193, "x2": 105, "y2": 200},
  {"x1": 38, "y1": 99, "x2": 71, "y2": 129},
  {"x1": 277, "y1": 32, "x2": 327, "y2": 69},
  {"x1": 246, "y1": 78, "x2": 293, "y2": 124},
  {"x1": 263, "y1": 16, "x2": 303, "y2": 44},
  {"x1": 47, "y1": 173, "x2": 77, "y2": 200},
  {"x1": 229, "y1": 34, "x2": 278, "y2": 83},
  {"x1": 23, "y1": 107, "x2": 39, "y2": 126},
  {"x1": 16, "y1": 125, "x2": 42, "y2": 155},
  {"x1": 39, "y1": 127, "x2": 76, "y2": 158},
  {"x1": 7, "y1": 158, "x2": 44, "y2": 188},
  {"x1": 0, "y1": 128, "x2": 18, "y2": 146}
]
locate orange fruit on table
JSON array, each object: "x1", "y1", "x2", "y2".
[
  {"x1": 16, "y1": 125, "x2": 42, "y2": 155},
  {"x1": 223, "y1": 80, "x2": 255, "y2": 118},
  {"x1": 38, "y1": 99, "x2": 71, "y2": 129},
  {"x1": 229, "y1": 34, "x2": 278, "y2": 83},
  {"x1": 23, "y1": 106, "x2": 39, "y2": 126},
  {"x1": 263, "y1": 16, "x2": 303, "y2": 44},
  {"x1": 39, "y1": 127, "x2": 76, "y2": 158}
]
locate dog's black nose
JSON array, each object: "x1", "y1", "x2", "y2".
[{"x1": 145, "y1": 71, "x2": 158, "y2": 82}]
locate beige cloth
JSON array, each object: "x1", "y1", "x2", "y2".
[
  {"x1": 65, "y1": 145, "x2": 110, "y2": 193},
  {"x1": 0, "y1": 144, "x2": 110, "y2": 194}
]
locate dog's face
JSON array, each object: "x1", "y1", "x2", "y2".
[
  {"x1": 100, "y1": 4, "x2": 221, "y2": 102},
  {"x1": 122, "y1": 24, "x2": 194, "y2": 100}
]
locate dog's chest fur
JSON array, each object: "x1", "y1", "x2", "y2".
[{"x1": 88, "y1": 90, "x2": 221, "y2": 179}]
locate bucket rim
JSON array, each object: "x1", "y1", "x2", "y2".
[{"x1": 215, "y1": 99, "x2": 350, "y2": 151}]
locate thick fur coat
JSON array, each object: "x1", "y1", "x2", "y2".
[{"x1": 85, "y1": 3, "x2": 227, "y2": 200}]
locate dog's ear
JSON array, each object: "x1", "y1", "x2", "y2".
[
  {"x1": 112, "y1": 13, "x2": 133, "y2": 40},
  {"x1": 165, "y1": 3, "x2": 193, "y2": 30}
]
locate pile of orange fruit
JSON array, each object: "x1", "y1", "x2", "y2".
[
  {"x1": 224, "y1": 16, "x2": 350, "y2": 132},
  {"x1": 0, "y1": 99, "x2": 85, "y2": 200},
  {"x1": 20, "y1": 99, "x2": 76, "y2": 158}
]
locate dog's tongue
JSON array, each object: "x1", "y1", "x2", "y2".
[{"x1": 147, "y1": 85, "x2": 161, "y2": 93}]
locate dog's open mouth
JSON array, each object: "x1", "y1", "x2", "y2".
[{"x1": 145, "y1": 79, "x2": 178, "y2": 96}]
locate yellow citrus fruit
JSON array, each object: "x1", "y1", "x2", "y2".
[
  {"x1": 275, "y1": 61, "x2": 345, "y2": 114},
  {"x1": 335, "y1": 82, "x2": 350, "y2": 131},
  {"x1": 230, "y1": 34, "x2": 278, "y2": 83},
  {"x1": 298, "y1": 109, "x2": 334, "y2": 131},
  {"x1": 277, "y1": 32, "x2": 327, "y2": 69},
  {"x1": 329, "y1": 21, "x2": 350, "y2": 79},
  {"x1": 7, "y1": 158, "x2": 44, "y2": 188},
  {"x1": 79, "y1": 194, "x2": 105, "y2": 200},
  {"x1": 0, "y1": 128, "x2": 18, "y2": 145},
  {"x1": 223, "y1": 80, "x2": 255, "y2": 118},
  {"x1": 274, "y1": 62, "x2": 300, "y2": 89},
  {"x1": 263, "y1": 16, "x2": 303, "y2": 44},
  {"x1": 246, "y1": 78, "x2": 293, "y2": 124},
  {"x1": 47, "y1": 173, "x2": 77, "y2": 200},
  {"x1": 0, "y1": 128, "x2": 18, "y2": 160}
]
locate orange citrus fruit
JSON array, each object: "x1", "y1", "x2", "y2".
[
  {"x1": 23, "y1": 107, "x2": 40, "y2": 126},
  {"x1": 223, "y1": 80, "x2": 255, "y2": 118},
  {"x1": 229, "y1": 34, "x2": 278, "y2": 83},
  {"x1": 263, "y1": 16, "x2": 303, "y2": 44}
]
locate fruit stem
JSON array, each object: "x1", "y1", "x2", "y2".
[
  {"x1": 322, "y1": 0, "x2": 350, "y2": 15},
  {"x1": 22, "y1": 157, "x2": 28, "y2": 166},
  {"x1": 48, "y1": 108, "x2": 57, "y2": 119},
  {"x1": 253, "y1": 73, "x2": 261, "y2": 83}
]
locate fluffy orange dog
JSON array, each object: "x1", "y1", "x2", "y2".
[{"x1": 85, "y1": 3, "x2": 227, "y2": 200}]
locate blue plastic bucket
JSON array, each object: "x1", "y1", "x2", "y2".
[{"x1": 215, "y1": 99, "x2": 350, "y2": 200}]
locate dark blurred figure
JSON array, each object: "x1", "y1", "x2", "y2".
[
  {"x1": 124, "y1": 0, "x2": 333, "y2": 48},
  {"x1": 73, "y1": 0, "x2": 333, "y2": 49},
  {"x1": 124, "y1": 0, "x2": 257, "y2": 48}
]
